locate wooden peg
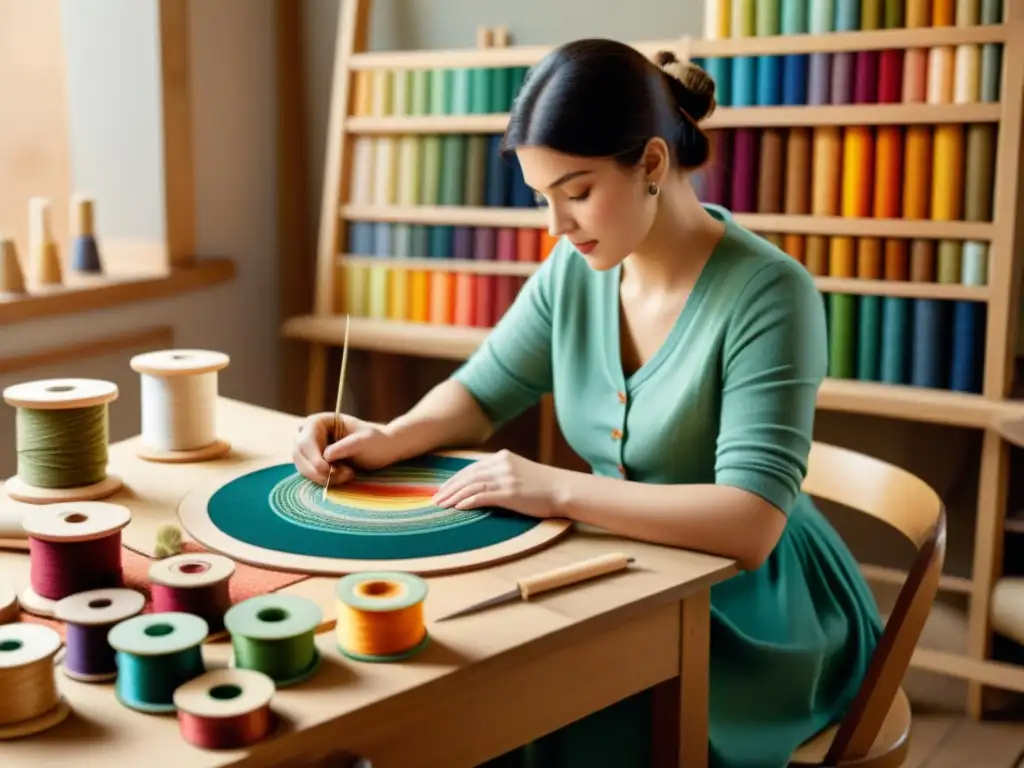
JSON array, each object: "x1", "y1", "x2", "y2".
[
  {"x1": 70, "y1": 193, "x2": 103, "y2": 273},
  {"x1": 0, "y1": 236, "x2": 26, "y2": 295},
  {"x1": 28, "y1": 197, "x2": 62, "y2": 286},
  {"x1": 477, "y1": 27, "x2": 493, "y2": 48},
  {"x1": 492, "y1": 26, "x2": 510, "y2": 47}
]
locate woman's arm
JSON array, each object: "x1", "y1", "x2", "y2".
[
  {"x1": 381, "y1": 379, "x2": 495, "y2": 462},
  {"x1": 384, "y1": 247, "x2": 563, "y2": 462},
  {"x1": 553, "y1": 474, "x2": 786, "y2": 571}
]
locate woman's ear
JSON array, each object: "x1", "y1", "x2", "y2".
[{"x1": 641, "y1": 138, "x2": 671, "y2": 185}]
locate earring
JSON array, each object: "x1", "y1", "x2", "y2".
[{"x1": 648, "y1": 182, "x2": 659, "y2": 196}]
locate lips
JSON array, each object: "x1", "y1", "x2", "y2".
[{"x1": 573, "y1": 240, "x2": 598, "y2": 254}]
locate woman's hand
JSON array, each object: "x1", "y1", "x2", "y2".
[
  {"x1": 431, "y1": 450, "x2": 566, "y2": 519},
  {"x1": 293, "y1": 412, "x2": 400, "y2": 486}
]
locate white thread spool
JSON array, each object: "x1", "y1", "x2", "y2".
[{"x1": 129, "y1": 350, "x2": 231, "y2": 463}]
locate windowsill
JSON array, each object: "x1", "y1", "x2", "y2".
[{"x1": 0, "y1": 243, "x2": 235, "y2": 326}]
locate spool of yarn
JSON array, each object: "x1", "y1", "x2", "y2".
[
  {"x1": 0, "y1": 236, "x2": 26, "y2": 295},
  {"x1": 69, "y1": 193, "x2": 103, "y2": 274},
  {"x1": 129, "y1": 349, "x2": 232, "y2": 463},
  {"x1": 223, "y1": 594, "x2": 322, "y2": 687},
  {"x1": 149, "y1": 553, "x2": 235, "y2": 634},
  {"x1": 54, "y1": 587, "x2": 145, "y2": 682},
  {"x1": 0, "y1": 584, "x2": 18, "y2": 624},
  {"x1": 2, "y1": 378, "x2": 123, "y2": 504},
  {"x1": 174, "y1": 668, "x2": 276, "y2": 750},
  {"x1": 0, "y1": 624, "x2": 70, "y2": 739},
  {"x1": 107, "y1": 611, "x2": 208, "y2": 713},
  {"x1": 28, "y1": 196, "x2": 62, "y2": 287},
  {"x1": 19, "y1": 501, "x2": 130, "y2": 618},
  {"x1": 335, "y1": 572, "x2": 430, "y2": 662}
]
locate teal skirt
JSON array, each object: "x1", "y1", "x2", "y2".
[{"x1": 480, "y1": 493, "x2": 884, "y2": 768}]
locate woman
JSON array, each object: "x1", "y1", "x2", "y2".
[{"x1": 294, "y1": 39, "x2": 884, "y2": 768}]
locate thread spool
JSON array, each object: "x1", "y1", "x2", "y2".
[
  {"x1": 174, "y1": 668, "x2": 276, "y2": 750},
  {"x1": 28, "y1": 196, "x2": 62, "y2": 287},
  {"x1": 129, "y1": 349, "x2": 232, "y2": 463},
  {"x1": 2, "y1": 378, "x2": 123, "y2": 504},
  {"x1": 108, "y1": 611, "x2": 208, "y2": 713},
  {"x1": 0, "y1": 236, "x2": 26, "y2": 295},
  {"x1": 335, "y1": 572, "x2": 430, "y2": 662},
  {"x1": 223, "y1": 594, "x2": 322, "y2": 687},
  {"x1": 148, "y1": 553, "x2": 235, "y2": 633},
  {"x1": 19, "y1": 501, "x2": 130, "y2": 619},
  {"x1": 0, "y1": 584, "x2": 18, "y2": 624},
  {"x1": 69, "y1": 193, "x2": 103, "y2": 274},
  {"x1": 0, "y1": 624, "x2": 71, "y2": 739},
  {"x1": 54, "y1": 588, "x2": 145, "y2": 682}
]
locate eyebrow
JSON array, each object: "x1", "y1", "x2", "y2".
[{"x1": 544, "y1": 169, "x2": 593, "y2": 190}]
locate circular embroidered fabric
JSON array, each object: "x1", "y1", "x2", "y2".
[{"x1": 177, "y1": 452, "x2": 571, "y2": 576}]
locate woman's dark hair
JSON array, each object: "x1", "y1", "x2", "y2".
[{"x1": 501, "y1": 39, "x2": 717, "y2": 171}]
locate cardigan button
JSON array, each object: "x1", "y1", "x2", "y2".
[
  {"x1": 617, "y1": 391, "x2": 627, "y2": 404},
  {"x1": 611, "y1": 428, "x2": 622, "y2": 440}
]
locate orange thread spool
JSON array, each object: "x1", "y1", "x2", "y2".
[{"x1": 335, "y1": 572, "x2": 429, "y2": 662}]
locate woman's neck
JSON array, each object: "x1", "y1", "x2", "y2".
[{"x1": 622, "y1": 177, "x2": 724, "y2": 292}]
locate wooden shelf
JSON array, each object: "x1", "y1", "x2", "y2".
[
  {"x1": 347, "y1": 103, "x2": 1002, "y2": 135},
  {"x1": 341, "y1": 204, "x2": 997, "y2": 241},
  {"x1": 0, "y1": 257, "x2": 236, "y2": 326},
  {"x1": 282, "y1": 315, "x2": 1024, "y2": 428},
  {"x1": 340, "y1": 255, "x2": 538, "y2": 277},
  {"x1": 345, "y1": 26, "x2": 1008, "y2": 71},
  {"x1": 337, "y1": 256, "x2": 991, "y2": 302}
]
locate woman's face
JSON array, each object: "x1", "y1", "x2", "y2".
[{"x1": 516, "y1": 145, "x2": 660, "y2": 271}]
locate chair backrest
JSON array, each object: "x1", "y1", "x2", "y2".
[{"x1": 801, "y1": 441, "x2": 946, "y2": 763}]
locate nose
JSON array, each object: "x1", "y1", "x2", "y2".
[{"x1": 546, "y1": 204, "x2": 574, "y2": 237}]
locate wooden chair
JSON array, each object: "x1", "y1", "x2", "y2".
[{"x1": 788, "y1": 442, "x2": 947, "y2": 768}]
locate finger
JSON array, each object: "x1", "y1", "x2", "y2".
[
  {"x1": 433, "y1": 461, "x2": 493, "y2": 502},
  {"x1": 323, "y1": 431, "x2": 371, "y2": 464},
  {"x1": 437, "y1": 479, "x2": 499, "y2": 509},
  {"x1": 299, "y1": 440, "x2": 332, "y2": 478},
  {"x1": 328, "y1": 464, "x2": 355, "y2": 485},
  {"x1": 294, "y1": 453, "x2": 328, "y2": 485},
  {"x1": 453, "y1": 490, "x2": 507, "y2": 511}
]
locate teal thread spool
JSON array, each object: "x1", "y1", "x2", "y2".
[
  {"x1": 108, "y1": 612, "x2": 208, "y2": 714},
  {"x1": 3, "y1": 378, "x2": 123, "y2": 505},
  {"x1": 224, "y1": 594, "x2": 322, "y2": 687}
]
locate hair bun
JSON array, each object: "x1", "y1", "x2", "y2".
[{"x1": 655, "y1": 51, "x2": 717, "y2": 122}]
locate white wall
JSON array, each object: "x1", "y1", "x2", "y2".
[{"x1": 0, "y1": 0, "x2": 279, "y2": 476}]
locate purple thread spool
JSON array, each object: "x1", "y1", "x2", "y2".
[{"x1": 54, "y1": 588, "x2": 145, "y2": 682}]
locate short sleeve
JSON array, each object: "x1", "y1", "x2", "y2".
[
  {"x1": 714, "y1": 260, "x2": 828, "y2": 514},
  {"x1": 451, "y1": 247, "x2": 560, "y2": 426}
]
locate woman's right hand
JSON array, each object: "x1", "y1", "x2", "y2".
[{"x1": 292, "y1": 412, "x2": 401, "y2": 486}]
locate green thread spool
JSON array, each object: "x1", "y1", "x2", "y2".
[
  {"x1": 2, "y1": 378, "x2": 123, "y2": 505},
  {"x1": 107, "y1": 611, "x2": 208, "y2": 714},
  {"x1": 17, "y1": 406, "x2": 107, "y2": 488},
  {"x1": 224, "y1": 594, "x2": 322, "y2": 687}
]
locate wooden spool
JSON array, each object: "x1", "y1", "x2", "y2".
[
  {"x1": 0, "y1": 236, "x2": 26, "y2": 295},
  {"x1": 2, "y1": 378, "x2": 123, "y2": 504}
]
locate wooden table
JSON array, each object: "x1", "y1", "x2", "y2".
[{"x1": 0, "y1": 398, "x2": 737, "y2": 768}]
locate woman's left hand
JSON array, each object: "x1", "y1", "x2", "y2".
[{"x1": 431, "y1": 450, "x2": 566, "y2": 519}]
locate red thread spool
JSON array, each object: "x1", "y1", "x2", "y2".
[
  {"x1": 174, "y1": 668, "x2": 276, "y2": 750},
  {"x1": 148, "y1": 553, "x2": 235, "y2": 633},
  {"x1": 20, "y1": 502, "x2": 130, "y2": 618}
]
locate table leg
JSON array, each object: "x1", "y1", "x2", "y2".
[{"x1": 652, "y1": 589, "x2": 711, "y2": 768}]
